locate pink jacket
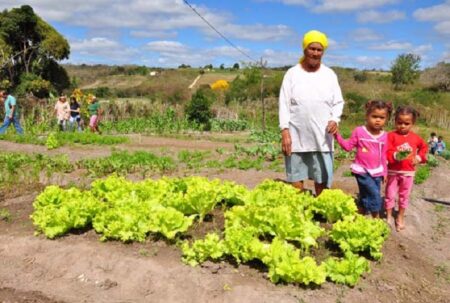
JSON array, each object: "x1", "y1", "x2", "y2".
[{"x1": 335, "y1": 126, "x2": 388, "y2": 177}]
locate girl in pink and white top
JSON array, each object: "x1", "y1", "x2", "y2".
[
  {"x1": 385, "y1": 106, "x2": 427, "y2": 232},
  {"x1": 334, "y1": 100, "x2": 392, "y2": 218}
]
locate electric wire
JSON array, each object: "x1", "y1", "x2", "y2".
[{"x1": 182, "y1": 0, "x2": 258, "y2": 63}]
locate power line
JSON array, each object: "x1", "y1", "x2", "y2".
[{"x1": 182, "y1": 0, "x2": 258, "y2": 63}]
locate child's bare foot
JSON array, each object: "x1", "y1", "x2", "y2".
[
  {"x1": 385, "y1": 216, "x2": 394, "y2": 229},
  {"x1": 395, "y1": 219, "x2": 405, "y2": 232}
]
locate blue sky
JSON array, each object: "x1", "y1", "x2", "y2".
[{"x1": 1, "y1": 0, "x2": 449, "y2": 69}]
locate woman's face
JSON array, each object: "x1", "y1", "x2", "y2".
[{"x1": 303, "y1": 42, "x2": 324, "y2": 67}]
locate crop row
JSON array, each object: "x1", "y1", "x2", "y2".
[{"x1": 31, "y1": 176, "x2": 390, "y2": 286}]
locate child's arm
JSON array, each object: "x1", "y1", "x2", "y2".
[
  {"x1": 386, "y1": 132, "x2": 397, "y2": 164},
  {"x1": 381, "y1": 136, "x2": 388, "y2": 177},
  {"x1": 334, "y1": 128, "x2": 358, "y2": 152},
  {"x1": 416, "y1": 136, "x2": 428, "y2": 164}
]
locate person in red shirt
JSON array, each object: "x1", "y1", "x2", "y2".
[{"x1": 385, "y1": 106, "x2": 428, "y2": 232}]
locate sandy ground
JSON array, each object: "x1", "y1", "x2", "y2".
[{"x1": 0, "y1": 137, "x2": 449, "y2": 303}]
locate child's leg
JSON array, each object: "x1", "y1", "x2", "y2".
[
  {"x1": 396, "y1": 175, "x2": 414, "y2": 230},
  {"x1": 385, "y1": 175, "x2": 399, "y2": 223},
  {"x1": 365, "y1": 176, "x2": 382, "y2": 218},
  {"x1": 354, "y1": 174, "x2": 377, "y2": 215}
]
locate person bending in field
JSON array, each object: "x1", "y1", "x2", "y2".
[
  {"x1": 385, "y1": 106, "x2": 427, "y2": 232},
  {"x1": 334, "y1": 100, "x2": 392, "y2": 218},
  {"x1": 88, "y1": 96, "x2": 102, "y2": 134}
]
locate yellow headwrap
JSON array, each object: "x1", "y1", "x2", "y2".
[{"x1": 299, "y1": 30, "x2": 328, "y2": 63}]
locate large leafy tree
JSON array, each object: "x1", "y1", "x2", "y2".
[
  {"x1": 0, "y1": 5, "x2": 70, "y2": 94},
  {"x1": 390, "y1": 53, "x2": 421, "y2": 90}
]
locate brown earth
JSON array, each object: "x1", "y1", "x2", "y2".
[{"x1": 0, "y1": 137, "x2": 449, "y2": 303}]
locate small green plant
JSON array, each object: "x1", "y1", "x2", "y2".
[
  {"x1": 427, "y1": 154, "x2": 439, "y2": 167},
  {"x1": 414, "y1": 165, "x2": 430, "y2": 184},
  {"x1": 0, "y1": 208, "x2": 11, "y2": 222},
  {"x1": 434, "y1": 264, "x2": 450, "y2": 282},
  {"x1": 342, "y1": 171, "x2": 353, "y2": 177},
  {"x1": 46, "y1": 132, "x2": 60, "y2": 150},
  {"x1": 139, "y1": 249, "x2": 150, "y2": 257},
  {"x1": 440, "y1": 150, "x2": 450, "y2": 160}
]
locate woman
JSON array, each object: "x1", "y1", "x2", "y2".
[
  {"x1": 279, "y1": 30, "x2": 344, "y2": 196},
  {"x1": 69, "y1": 96, "x2": 82, "y2": 132},
  {"x1": 88, "y1": 96, "x2": 102, "y2": 134},
  {"x1": 54, "y1": 95, "x2": 70, "y2": 131}
]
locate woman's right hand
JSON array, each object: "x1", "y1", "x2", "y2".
[{"x1": 281, "y1": 129, "x2": 292, "y2": 156}]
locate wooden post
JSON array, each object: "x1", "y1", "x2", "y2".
[{"x1": 259, "y1": 57, "x2": 267, "y2": 132}]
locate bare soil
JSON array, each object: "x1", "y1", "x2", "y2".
[{"x1": 1, "y1": 137, "x2": 449, "y2": 303}]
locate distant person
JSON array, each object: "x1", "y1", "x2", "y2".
[
  {"x1": 436, "y1": 136, "x2": 446, "y2": 155},
  {"x1": 279, "y1": 29, "x2": 344, "y2": 196},
  {"x1": 0, "y1": 90, "x2": 23, "y2": 135},
  {"x1": 88, "y1": 96, "x2": 102, "y2": 134},
  {"x1": 69, "y1": 96, "x2": 82, "y2": 132},
  {"x1": 427, "y1": 132, "x2": 438, "y2": 155},
  {"x1": 385, "y1": 106, "x2": 428, "y2": 232},
  {"x1": 334, "y1": 100, "x2": 392, "y2": 218},
  {"x1": 54, "y1": 95, "x2": 70, "y2": 131}
]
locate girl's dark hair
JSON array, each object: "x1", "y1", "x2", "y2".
[
  {"x1": 365, "y1": 100, "x2": 393, "y2": 117},
  {"x1": 70, "y1": 96, "x2": 77, "y2": 103},
  {"x1": 394, "y1": 105, "x2": 419, "y2": 123}
]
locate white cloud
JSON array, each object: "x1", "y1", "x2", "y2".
[
  {"x1": 130, "y1": 30, "x2": 178, "y2": 39},
  {"x1": 368, "y1": 41, "x2": 412, "y2": 51},
  {"x1": 69, "y1": 37, "x2": 138, "y2": 63},
  {"x1": 312, "y1": 0, "x2": 399, "y2": 13},
  {"x1": 351, "y1": 28, "x2": 383, "y2": 42},
  {"x1": 143, "y1": 41, "x2": 255, "y2": 67},
  {"x1": 0, "y1": 0, "x2": 294, "y2": 42},
  {"x1": 145, "y1": 41, "x2": 190, "y2": 54},
  {"x1": 219, "y1": 24, "x2": 295, "y2": 42},
  {"x1": 413, "y1": 1, "x2": 450, "y2": 36},
  {"x1": 412, "y1": 44, "x2": 432, "y2": 56},
  {"x1": 262, "y1": 0, "x2": 400, "y2": 12},
  {"x1": 261, "y1": 49, "x2": 299, "y2": 66},
  {"x1": 355, "y1": 55, "x2": 386, "y2": 68},
  {"x1": 435, "y1": 21, "x2": 450, "y2": 35},
  {"x1": 357, "y1": 10, "x2": 406, "y2": 24},
  {"x1": 413, "y1": 1, "x2": 450, "y2": 22}
]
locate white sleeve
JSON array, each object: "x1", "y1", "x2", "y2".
[
  {"x1": 279, "y1": 71, "x2": 291, "y2": 130},
  {"x1": 330, "y1": 73, "x2": 344, "y2": 123}
]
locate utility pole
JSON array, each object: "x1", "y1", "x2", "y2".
[{"x1": 259, "y1": 57, "x2": 267, "y2": 132}]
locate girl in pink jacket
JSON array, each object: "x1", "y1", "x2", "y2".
[{"x1": 334, "y1": 100, "x2": 392, "y2": 218}]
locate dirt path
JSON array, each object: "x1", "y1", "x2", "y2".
[{"x1": 1, "y1": 139, "x2": 449, "y2": 303}]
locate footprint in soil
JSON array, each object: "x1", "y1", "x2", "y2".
[{"x1": 96, "y1": 278, "x2": 118, "y2": 290}]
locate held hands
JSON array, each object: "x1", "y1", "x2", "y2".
[
  {"x1": 281, "y1": 129, "x2": 292, "y2": 156},
  {"x1": 326, "y1": 121, "x2": 338, "y2": 135}
]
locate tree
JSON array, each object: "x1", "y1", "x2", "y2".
[
  {"x1": 232, "y1": 62, "x2": 240, "y2": 70},
  {"x1": 420, "y1": 62, "x2": 450, "y2": 92},
  {"x1": 0, "y1": 5, "x2": 70, "y2": 93},
  {"x1": 220, "y1": 63, "x2": 225, "y2": 70},
  {"x1": 391, "y1": 53, "x2": 421, "y2": 89},
  {"x1": 185, "y1": 88, "x2": 214, "y2": 130}
]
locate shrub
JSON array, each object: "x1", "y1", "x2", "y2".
[
  {"x1": 353, "y1": 72, "x2": 368, "y2": 83},
  {"x1": 16, "y1": 73, "x2": 53, "y2": 98},
  {"x1": 185, "y1": 89, "x2": 213, "y2": 130}
]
